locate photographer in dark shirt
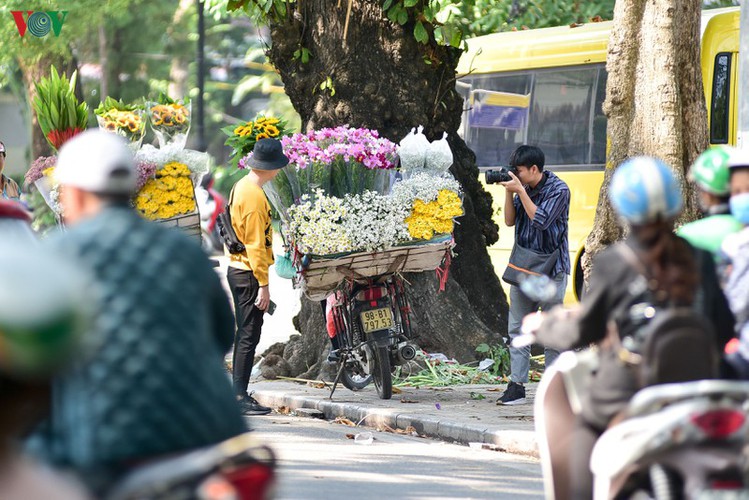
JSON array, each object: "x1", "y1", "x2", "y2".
[{"x1": 495, "y1": 145, "x2": 570, "y2": 405}]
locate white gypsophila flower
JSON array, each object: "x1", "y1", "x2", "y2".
[
  {"x1": 287, "y1": 190, "x2": 353, "y2": 255},
  {"x1": 341, "y1": 190, "x2": 410, "y2": 252},
  {"x1": 389, "y1": 172, "x2": 461, "y2": 207}
]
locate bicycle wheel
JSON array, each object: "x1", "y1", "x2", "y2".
[
  {"x1": 372, "y1": 345, "x2": 393, "y2": 399},
  {"x1": 340, "y1": 362, "x2": 372, "y2": 391}
]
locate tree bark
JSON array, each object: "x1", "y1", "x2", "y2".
[
  {"x1": 263, "y1": 0, "x2": 507, "y2": 374},
  {"x1": 583, "y1": 0, "x2": 706, "y2": 280}
]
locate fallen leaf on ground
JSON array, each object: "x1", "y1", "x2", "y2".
[
  {"x1": 334, "y1": 416, "x2": 356, "y2": 426},
  {"x1": 486, "y1": 387, "x2": 502, "y2": 392},
  {"x1": 392, "y1": 387, "x2": 402, "y2": 394},
  {"x1": 307, "y1": 381, "x2": 327, "y2": 389},
  {"x1": 345, "y1": 433, "x2": 355, "y2": 439},
  {"x1": 470, "y1": 392, "x2": 486, "y2": 400},
  {"x1": 400, "y1": 399, "x2": 419, "y2": 404},
  {"x1": 276, "y1": 406, "x2": 292, "y2": 415}
]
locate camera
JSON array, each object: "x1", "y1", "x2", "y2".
[{"x1": 485, "y1": 166, "x2": 518, "y2": 184}]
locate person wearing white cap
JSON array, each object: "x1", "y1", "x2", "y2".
[
  {"x1": 0, "y1": 141, "x2": 20, "y2": 201},
  {"x1": 29, "y1": 130, "x2": 247, "y2": 494}
]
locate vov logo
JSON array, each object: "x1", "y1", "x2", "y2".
[{"x1": 11, "y1": 11, "x2": 69, "y2": 37}]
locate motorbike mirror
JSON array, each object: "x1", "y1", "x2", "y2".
[{"x1": 519, "y1": 274, "x2": 557, "y2": 302}]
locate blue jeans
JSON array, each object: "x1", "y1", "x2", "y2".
[{"x1": 508, "y1": 272, "x2": 568, "y2": 384}]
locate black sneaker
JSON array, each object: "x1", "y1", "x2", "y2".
[
  {"x1": 497, "y1": 382, "x2": 526, "y2": 405},
  {"x1": 239, "y1": 393, "x2": 272, "y2": 416},
  {"x1": 327, "y1": 349, "x2": 340, "y2": 363}
]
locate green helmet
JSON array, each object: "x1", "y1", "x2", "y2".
[
  {"x1": 0, "y1": 243, "x2": 91, "y2": 379},
  {"x1": 689, "y1": 146, "x2": 734, "y2": 196}
]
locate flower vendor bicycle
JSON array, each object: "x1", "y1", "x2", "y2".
[{"x1": 328, "y1": 257, "x2": 417, "y2": 400}]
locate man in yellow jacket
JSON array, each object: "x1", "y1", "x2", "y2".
[{"x1": 227, "y1": 138, "x2": 288, "y2": 415}]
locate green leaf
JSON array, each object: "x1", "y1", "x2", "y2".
[
  {"x1": 387, "y1": 5, "x2": 400, "y2": 22},
  {"x1": 450, "y1": 28, "x2": 462, "y2": 48},
  {"x1": 383, "y1": 0, "x2": 393, "y2": 10},
  {"x1": 475, "y1": 343, "x2": 490, "y2": 353},
  {"x1": 404, "y1": 0, "x2": 418, "y2": 7},
  {"x1": 414, "y1": 21, "x2": 428, "y2": 43},
  {"x1": 397, "y1": 9, "x2": 408, "y2": 25},
  {"x1": 301, "y1": 48, "x2": 311, "y2": 64}
]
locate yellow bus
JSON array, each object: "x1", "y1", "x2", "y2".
[{"x1": 456, "y1": 7, "x2": 740, "y2": 303}]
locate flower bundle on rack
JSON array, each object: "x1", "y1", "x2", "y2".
[
  {"x1": 95, "y1": 97, "x2": 146, "y2": 147},
  {"x1": 390, "y1": 172, "x2": 463, "y2": 240},
  {"x1": 32, "y1": 68, "x2": 88, "y2": 151},
  {"x1": 147, "y1": 93, "x2": 191, "y2": 149},
  {"x1": 284, "y1": 173, "x2": 463, "y2": 256},
  {"x1": 262, "y1": 125, "x2": 398, "y2": 220},
  {"x1": 134, "y1": 161, "x2": 196, "y2": 220},
  {"x1": 222, "y1": 115, "x2": 291, "y2": 169}
]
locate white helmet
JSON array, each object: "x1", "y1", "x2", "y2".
[{"x1": 55, "y1": 129, "x2": 136, "y2": 195}]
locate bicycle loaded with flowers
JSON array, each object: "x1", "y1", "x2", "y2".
[{"x1": 228, "y1": 122, "x2": 462, "y2": 399}]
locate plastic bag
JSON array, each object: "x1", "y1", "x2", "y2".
[
  {"x1": 275, "y1": 251, "x2": 296, "y2": 279},
  {"x1": 397, "y1": 125, "x2": 429, "y2": 172},
  {"x1": 425, "y1": 132, "x2": 453, "y2": 173}
]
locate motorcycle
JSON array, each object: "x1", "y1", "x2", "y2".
[
  {"x1": 536, "y1": 350, "x2": 749, "y2": 499},
  {"x1": 196, "y1": 173, "x2": 226, "y2": 255},
  {"x1": 106, "y1": 432, "x2": 276, "y2": 500},
  {"x1": 327, "y1": 263, "x2": 418, "y2": 400}
]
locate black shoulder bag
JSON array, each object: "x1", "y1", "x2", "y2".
[{"x1": 216, "y1": 186, "x2": 246, "y2": 254}]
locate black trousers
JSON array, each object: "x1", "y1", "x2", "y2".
[{"x1": 227, "y1": 267, "x2": 264, "y2": 398}]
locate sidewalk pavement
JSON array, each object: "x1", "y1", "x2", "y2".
[{"x1": 251, "y1": 380, "x2": 540, "y2": 458}]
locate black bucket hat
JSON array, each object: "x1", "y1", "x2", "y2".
[{"x1": 247, "y1": 138, "x2": 289, "y2": 170}]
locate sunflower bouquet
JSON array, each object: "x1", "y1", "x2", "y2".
[
  {"x1": 147, "y1": 93, "x2": 191, "y2": 149},
  {"x1": 95, "y1": 97, "x2": 146, "y2": 148},
  {"x1": 221, "y1": 115, "x2": 291, "y2": 169}
]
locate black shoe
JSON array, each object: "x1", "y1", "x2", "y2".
[
  {"x1": 327, "y1": 349, "x2": 340, "y2": 363},
  {"x1": 239, "y1": 393, "x2": 271, "y2": 416},
  {"x1": 497, "y1": 382, "x2": 526, "y2": 405}
]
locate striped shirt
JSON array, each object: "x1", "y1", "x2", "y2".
[{"x1": 512, "y1": 170, "x2": 570, "y2": 276}]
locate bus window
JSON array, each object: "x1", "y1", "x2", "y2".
[
  {"x1": 463, "y1": 73, "x2": 532, "y2": 167},
  {"x1": 711, "y1": 52, "x2": 731, "y2": 144},
  {"x1": 460, "y1": 64, "x2": 606, "y2": 169},
  {"x1": 528, "y1": 68, "x2": 598, "y2": 166}
]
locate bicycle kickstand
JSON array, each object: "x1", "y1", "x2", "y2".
[{"x1": 329, "y1": 360, "x2": 346, "y2": 400}]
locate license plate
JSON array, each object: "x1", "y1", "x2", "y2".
[{"x1": 360, "y1": 307, "x2": 394, "y2": 334}]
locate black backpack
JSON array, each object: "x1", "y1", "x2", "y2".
[{"x1": 216, "y1": 186, "x2": 246, "y2": 254}]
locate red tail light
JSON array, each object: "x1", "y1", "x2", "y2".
[
  {"x1": 710, "y1": 478, "x2": 745, "y2": 490},
  {"x1": 690, "y1": 410, "x2": 746, "y2": 439},
  {"x1": 223, "y1": 463, "x2": 275, "y2": 500}
]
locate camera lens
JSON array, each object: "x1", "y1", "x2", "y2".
[{"x1": 485, "y1": 167, "x2": 511, "y2": 184}]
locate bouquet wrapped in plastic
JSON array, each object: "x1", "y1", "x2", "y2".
[
  {"x1": 95, "y1": 97, "x2": 146, "y2": 149},
  {"x1": 147, "y1": 94, "x2": 191, "y2": 150}
]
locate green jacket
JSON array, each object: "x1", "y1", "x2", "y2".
[{"x1": 677, "y1": 213, "x2": 743, "y2": 257}]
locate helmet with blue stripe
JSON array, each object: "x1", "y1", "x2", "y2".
[{"x1": 610, "y1": 156, "x2": 683, "y2": 225}]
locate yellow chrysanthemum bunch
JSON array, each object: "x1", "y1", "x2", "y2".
[
  {"x1": 135, "y1": 161, "x2": 196, "y2": 220},
  {"x1": 404, "y1": 189, "x2": 463, "y2": 240}
]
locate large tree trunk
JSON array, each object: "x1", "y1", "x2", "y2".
[
  {"x1": 583, "y1": 0, "x2": 706, "y2": 278},
  {"x1": 264, "y1": 0, "x2": 507, "y2": 373}
]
